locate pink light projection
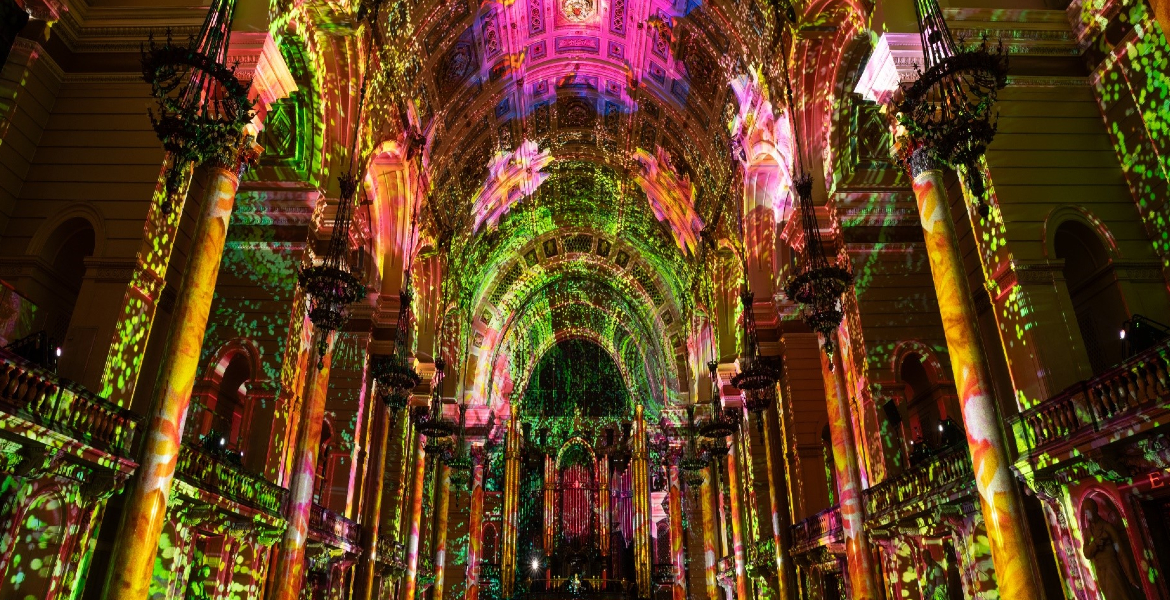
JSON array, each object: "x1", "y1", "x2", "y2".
[
  {"x1": 472, "y1": 140, "x2": 554, "y2": 232},
  {"x1": 632, "y1": 146, "x2": 703, "y2": 254},
  {"x1": 729, "y1": 67, "x2": 796, "y2": 224}
]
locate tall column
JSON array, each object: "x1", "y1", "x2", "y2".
[
  {"x1": 271, "y1": 335, "x2": 334, "y2": 600},
  {"x1": 762, "y1": 406, "x2": 796, "y2": 600},
  {"x1": 910, "y1": 151, "x2": 1043, "y2": 600},
  {"x1": 431, "y1": 465, "x2": 453, "y2": 599},
  {"x1": 667, "y1": 465, "x2": 687, "y2": 600},
  {"x1": 632, "y1": 404, "x2": 652, "y2": 597},
  {"x1": 99, "y1": 160, "x2": 193, "y2": 404},
  {"x1": 700, "y1": 468, "x2": 719, "y2": 600},
  {"x1": 543, "y1": 453, "x2": 555, "y2": 555},
  {"x1": 100, "y1": 156, "x2": 247, "y2": 600},
  {"x1": 501, "y1": 411, "x2": 521, "y2": 597},
  {"x1": 725, "y1": 432, "x2": 749, "y2": 600},
  {"x1": 465, "y1": 461, "x2": 486, "y2": 600},
  {"x1": 821, "y1": 335, "x2": 879, "y2": 600},
  {"x1": 597, "y1": 457, "x2": 611, "y2": 564},
  {"x1": 354, "y1": 404, "x2": 392, "y2": 600},
  {"x1": 402, "y1": 437, "x2": 429, "y2": 600}
]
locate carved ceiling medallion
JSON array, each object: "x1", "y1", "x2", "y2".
[{"x1": 560, "y1": 0, "x2": 595, "y2": 23}]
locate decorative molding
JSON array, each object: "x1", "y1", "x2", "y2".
[
  {"x1": 10, "y1": 38, "x2": 65, "y2": 83},
  {"x1": 1006, "y1": 75, "x2": 1091, "y2": 88},
  {"x1": 84, "y1": 257, "x2": 137, "y2": 282}
]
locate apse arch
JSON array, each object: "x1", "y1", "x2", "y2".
[{"x1": 475, "y1": 269, "x2": 681, "y2": 413}]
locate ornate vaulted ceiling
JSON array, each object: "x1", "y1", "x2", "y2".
[{"x1": 361, "y1": 0, "x2": 803, "y2": 410}]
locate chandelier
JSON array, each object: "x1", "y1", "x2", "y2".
[
  {"x1": 730, "y1": 290, "x2": 779, "y2": 432},
  {"x1": 372, "y1": 285, "x2": 422, "y2": 412},
  {"x1": 609, "y1": 422, "x2": 633, "y2": 471},
  {"x1": 777, "y1": 28, "x2": 854, "y2": 364},
  {"x1": 298, "y1": 7, "x2": 380, "y2": 366},
  {"x1": 896, "y1": 0, "x2": 1008, "y2": 216},
  {"x1": 141, "y1": 0, "x2": 253, "y2": 212},
  {"x1": 415, "y1": 358, "x2": 457, "y2": 439},
  {"x1": 678, "y1": 405, "x2": 710, "y2": 489},
  {"x1": 698, "y1": 361, "x2": 740, "y2": 439},
  {"x1": 444, "y1": 403, "x2": 474, "y2": 488}
]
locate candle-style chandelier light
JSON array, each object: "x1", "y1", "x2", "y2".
[
  {"x1": 896, "y1": 0, "x2": 1008, "y2": 215},
  {"x1": 415, "y1": 357, "x2": 457, "y2": 439},
  {"x1": 141, "y1": 0, "x2": 253, "y2": 212},
  {"x1": 698, "y1": 361, "x2": 740, "y2": 439},
  {"x1": 730, "y1": 289, "x2": 779, "y2": 431},
  {"x1": 678, "y1": 404, "x2": 710, "y2": 489},
  {"x1": 297, "y1": 5, "x2": 379, "y2": 366},
  {"x1": 778, "y1": 29, "x2": 854, "y2": 364},
  {"x1": 444, "y1": 403, "x2": 474, "y2": 488},
  {"x1": 373, "y1": 284, "x2": 422, "y2": 412}
]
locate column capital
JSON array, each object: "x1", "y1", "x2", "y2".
[{"x1": 909, "y1": 147, "x2": 942, "y2": 178}]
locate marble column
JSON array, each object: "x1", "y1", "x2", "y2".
[
  {"x1": 632, "y1": 404, "x2": 652, "y2": 597},
  {"x1": 353, "y1": 404, "x2": 392, "y2": 600},
  {"x1": 725, "y1": 431, "x2": 750, "y2": 599},
  {"x1": 821, "y1": 335, "x2": 880, "y2": 600},
  {"x1": 401, "y1": 434, "x2": 429, "y2": 600},
  {"x1": 464, "y1": 462, "x2": 486, "y2": 600},
  {"x1": 501, "y1": 411, "x2": 521, "y2": 597},
  {"x1": 762, "y1": 405, "x2": 796, "y2": 600},
  {"x1": 271, "y1": 335, "x2": 334, "y2": 600},
  {"x1": 101, "y1": 150, "x2": 250, "y2": 600},
  {"x1": 667, "y1": 465, "x2": 687, "y2": 600},
  {"x1": 910, "y1": 149, "x2": 1043, "y2": 600}
]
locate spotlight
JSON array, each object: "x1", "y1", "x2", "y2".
[
  {"x1": 219, "y1": 437, "x2": 226, "y2": 447},
  {"x1": 55, "y1": 347, "x2": 62, "y2": 357},
  {"x1": 1120, "y1": 328, "x2": 1126, "y2": 340},
  {"x1": 531, "y1": 558, "x2": 540, "y2": 572}
]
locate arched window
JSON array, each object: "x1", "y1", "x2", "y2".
[
  {"x1": 314, "y1": 421, "x2": 333, "y2": 502},
  {"x1": 900, "y1": 353, "x2": 935, "y2": 444},
  {"x1": 1054, "y1": 220, "x2": 1128, "y2": 374},
  {"x1": 210, "y1": 354, "x2": 250, "y2": 451},
  {"x1": 38, "y1": 218, "x2": 95, "y2": 340}
]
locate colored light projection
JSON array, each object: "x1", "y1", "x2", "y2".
[
  {"x1": 454, "y1": 162, "x2": 692, "y2": 412},
  {"x1": 631, "y1": 147, "x2": 704, "y2": 255},
  {"x1": 910, "y1": 163, "x2": 1043, "y2": 600},
  {"x1": 1083, "y1": 1, "x2": 1170, "y2": 270},
  {"x1": 472, "y1": 141, "x2": 554, "y2": 233}
]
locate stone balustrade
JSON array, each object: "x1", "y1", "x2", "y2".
[
  {"x1": 175, "y1": 442, "x2": 288, "y2": 516},
  {"x1": 790, "y1": 505, "x2": 842, "y2": 555},
  {"x1": 863, "y1": 444, "x2": 972, "y2": 521},
  {"x1": 0, "y1": 348, "x2": 139, "y2": 457},
  {"x1": 309, "y1": 503, "x2": 362, "y2": 549},
  {"x1": 1012, "y1": 338, "x2": 1170, "y2": 454}
]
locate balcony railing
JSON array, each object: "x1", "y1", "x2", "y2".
[
  {"x1": 309, "y1": 503, "x2": 362, "y2": 549},
  {"x1": 863, "y1": 444, "x2": 972, "y2": 521},
  {"x1": 790, "y1": 505, "x2": 842, "y2": 554},
  {"x1": 1012, "y1": 338, "x2": 1170, "y2": 455},
  {"x1": 175, "y1": 442, "x2": 288, "y2": 516},
  {"x1": 0, "y1": 348, "x2": 139, "y2": 457}
]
